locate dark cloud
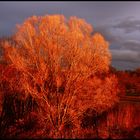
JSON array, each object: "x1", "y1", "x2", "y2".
[
  {"x1": 94, "y1": 25, "x2": 122, "y2": 45},
  {"x1": 111, "y1": 49, "x2": 140, "y2": 63},
  {"x1": 95, "y1": 22, "x2": 140, "y2": 70},
  {"x1": 121, "y1": 40, "x2": 140, "y2": 51},
  {"x1": 110, "y1": 50, "x2": 139, "y2": 69},
  {"x1": 113, "y1": 17, "x2": 140, "y2": 34},
  {"x1": 111, "y1": 60, "x2": 140, "y2": 70},
  {"x1": 0, "y1": 2, "x2": 140, "y2": 70},
  {"x1": 0, "y1": 2, "x2": 136, "y2": 36}
]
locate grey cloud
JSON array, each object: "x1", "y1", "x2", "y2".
[
  {"x1": 113, "y1": 17, "x2": 140, "y2": 33},
  {"x1": 111, "y1": 60, "x2": 140, "y2": 70},
  {"x1": 94, "y1": 25, "x2": 122, "y2": 45},
  {"x1": 111, "y1": 49, "x2": 140, "y2": 63},
  {"x1": 95, "y1": 24, "x2": 140, "y2": 70},
  {"x1": 0, "y1": 2, "x2": 136, "y2": 36},
  {"x1": 95, "y1": 24, "x2": 140, "y2": 69},
  {"x1": 94, "y1": 25, "x2": 126, "y2": 51},
  {"x1": 1, "y1": 2, "x2": 140, "y2": 70},
  {"x1": 121, "y1": 40, "x2": 140, "y2": 51}
]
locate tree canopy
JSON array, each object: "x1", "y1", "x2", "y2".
[{"x1": 0, "y1": 14, "x2": 119, "y2": 138}]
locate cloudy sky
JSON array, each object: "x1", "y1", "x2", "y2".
[{"x1": 0, "y1": 2, "x2": 140, "y2": 70}]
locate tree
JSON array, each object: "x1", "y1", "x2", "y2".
[{"x1": 1, "y1": 14, "x2": 118, "y2": 138}]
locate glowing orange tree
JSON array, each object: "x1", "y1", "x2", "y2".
[{"x1": 2, "y1": 15, "x2": 119, "y2": 138}]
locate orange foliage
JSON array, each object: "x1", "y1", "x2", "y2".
[
  {"x1": 0, "y1": 14, "x2": 119, "y2": 138},
  {"x1": 116, "y1": 70, "x2": 140, "y2": 96}
]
